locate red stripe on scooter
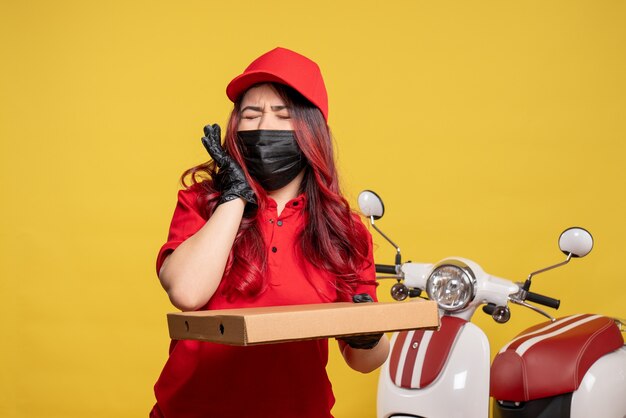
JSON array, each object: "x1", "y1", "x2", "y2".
[
  {"x1": 401, "y1": 331, "x2": 427, "y2": 388},
  {"x1": 420, "y1": 316, "x2": 467, "y2": 387},
  {"x1": 503, "y1": 314, "x2": 593, "y2": 352},
  {"x1": 389, "y1": 331, "x2": 410, "y2": 383}
]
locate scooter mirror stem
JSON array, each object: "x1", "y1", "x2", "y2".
[
  {"x1": 369, "y1": 216, "x2": 402, "y2": 266},
  {"x1": 523, "y1": 252, "x2": 573, "y2": 291}
]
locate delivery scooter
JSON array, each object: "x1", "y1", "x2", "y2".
[{"x1": 357, "y1": 190, "x2": 626, "y2": 418}]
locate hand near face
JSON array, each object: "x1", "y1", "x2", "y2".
[{"x1": 201, "y1": 124, "x2": 256, "y2": 205}]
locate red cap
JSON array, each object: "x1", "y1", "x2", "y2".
[{"x1": 226, "y1": 47, "x2": 329, "y2": 121}]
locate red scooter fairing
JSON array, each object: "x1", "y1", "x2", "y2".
[
  {"x1": 491, "y1": 314, "x2": 624, "y2": 402},
  {"x1": 388, "y1": 316, "x2": 467, "y2": 389}
]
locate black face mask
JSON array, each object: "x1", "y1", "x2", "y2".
[{"x1": 238, "y1": 130, "x2": 307, "y2": 191}]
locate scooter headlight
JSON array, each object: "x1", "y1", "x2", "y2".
[{"x1": 426, "y1": 260, "x2": 476, "y2": 311}]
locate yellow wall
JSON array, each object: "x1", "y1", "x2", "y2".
[{"x1": 1, "y1": 1, "x2": 624, "y2": 417}]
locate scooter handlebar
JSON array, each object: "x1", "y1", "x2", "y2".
[
  {"x1": 376, "y1": 264, "x2": 398, "y2": 274},
  {"x1": 526, "y1": 291, "x2": 561, "y2": 309}
]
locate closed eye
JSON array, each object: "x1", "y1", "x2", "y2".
[
  {"x1": 273, "y1": 106, "x2": 291, "y2": 119},
  {"x1": 241, "y1": 109, "x2": 262, "y2": 120},
  {"x1": 240, "y1": 105, "x2": 263, "y2": 118}
]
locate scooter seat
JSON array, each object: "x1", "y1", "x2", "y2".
[{"x1": 491, "y1": 314, "x2": 623, "y2": 402}]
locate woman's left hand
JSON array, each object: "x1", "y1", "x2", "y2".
[{"x1": 339, "y1": 293, "x2": 384, "y2": 349}]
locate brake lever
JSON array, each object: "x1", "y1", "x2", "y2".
[{"x1": 509, "y1": 296, "x2": 556, "y2": 322}]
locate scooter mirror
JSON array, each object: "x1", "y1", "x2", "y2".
[
  {"x1": 559, "y1": 227, "x2": 593, "y2": 258},
  {"x1": 358, "y1": 190, "x2": 385, "y2": 220}
]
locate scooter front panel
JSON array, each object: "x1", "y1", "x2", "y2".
[
  {"x1": 388, "y1": 316, "x2": 467, "y2": 389},
  {"x1": 378, "y1": 321, "x2": 490, "y2": 418}
]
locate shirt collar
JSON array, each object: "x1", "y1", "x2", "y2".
[{"x1": 265, "y1": 193, "x2": 307, "y2": 218}]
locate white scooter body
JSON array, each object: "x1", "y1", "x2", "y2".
[
  {"x1": 570, "y1": 346, "x2": 626, "y2": 418},
  {"x1": 377, "y1": 259, "x2": 513, "y2": 418},
  {"x1": 377, "y1": 320, "x2": 490, "y2": 418},
  {"x1": 379, "y1": 316, "x2": 626, "y2": 418},
  {"x1": 357, "y1": 190, "x2": 625, "y2": 418}
]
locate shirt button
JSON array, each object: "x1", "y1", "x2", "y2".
[
  {"x1": 277, "y1": 220, "x2": 283, "y2": 226},
  {"x1": 269, "y1": 219, "x2": 274, "y2": 224},
  {"x1": 271, "y1": 247, "x2": 278, "y2": 253}
]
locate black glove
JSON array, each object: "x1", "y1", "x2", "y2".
[
  {"x1": 201, "y1": 124, "x2": 256, "y2": 205},
  {"x1": 340, "y1": 293, "x2": 384, "y2": 350}
]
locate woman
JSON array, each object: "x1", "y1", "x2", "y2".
[{"x1": 151, "y1": 47, "x2": 389, "y2": 418}]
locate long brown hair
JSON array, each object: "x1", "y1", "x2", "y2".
[{"x1": 182, "y1": 83, "x2": 372, "y2": 301}]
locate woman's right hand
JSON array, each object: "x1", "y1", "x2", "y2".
[
  {"x1": 202, "y1": 124, "x2": 256, "y2": 205},
  {"x1": 158, "y1": 125, "x2": 252, "y2": 311}
]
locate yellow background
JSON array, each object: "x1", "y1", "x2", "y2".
[{"x1": 1, "y1": 1, "x2": 625, "y2": 417}]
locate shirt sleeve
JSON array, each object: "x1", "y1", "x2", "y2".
[
  {"x1": 336, "y1": 219, "x2": 380, "y2": 348},
  {"x1": 351, "y1": 216, "x2": 379, "y2": 302},
  {"x1": 156, "y1": 186, "x2": 207, "y2": 274}
]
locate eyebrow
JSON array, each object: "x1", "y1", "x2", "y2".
[{"x1": 240, "y1": 105, "x2": 290, "y2": 113}]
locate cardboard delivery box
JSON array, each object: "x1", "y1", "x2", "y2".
[{"x1": 167, "y1": 299, "x2": 439, "y2": 346}]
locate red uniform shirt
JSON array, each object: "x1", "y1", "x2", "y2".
[{"x1": 152, "y1": 184, "x2": 377, "y2": 418}]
